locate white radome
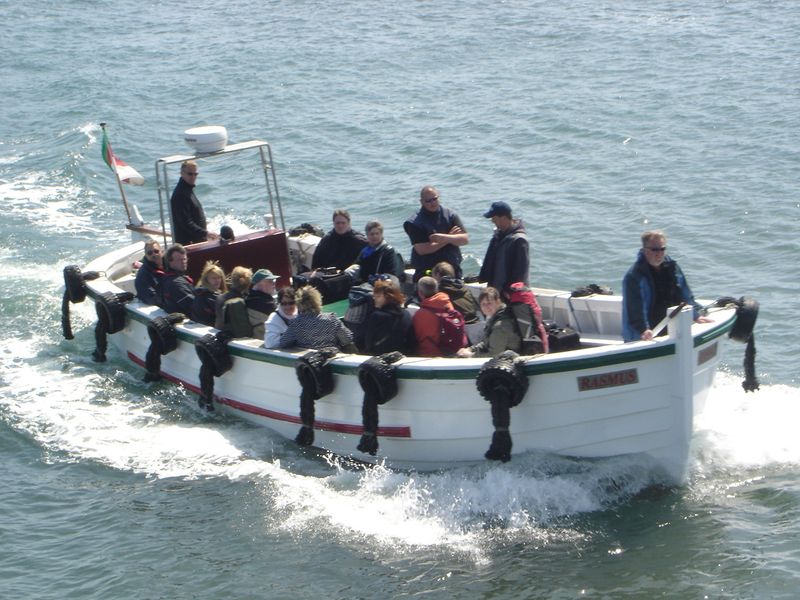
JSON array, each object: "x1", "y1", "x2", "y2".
[{"x1": 184, "y1": 126, "x2": 228, "y2": 153}]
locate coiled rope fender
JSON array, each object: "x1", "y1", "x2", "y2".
[
  {"x1": 356, "y1": 351, "x2": 404, "y2": 456},
  {"x1": 294, "y1": 347, "x2": 338, "y2": 447},
  {"x1": 61, "y1": 265, "x2": 101, "y2": 340},
  {"x1": 92, "y1": 291, "x2": 134, "y2": 362},
  {"x1": 143, "y1": 313, "x2": 185, "y2": 382},
  {"x1": 712, "y1": 296, "x2": 760, "y2": 392},
  {"x1": 194, "y1": 331, "x2": 234, "y2": 410},
  {"x1": 730, "y1": 296, "x2": 759, "y2": 392},
  {"x1": 476, "y1": 350, "x2": 529, "y2": 463}
]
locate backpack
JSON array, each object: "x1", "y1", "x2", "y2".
[
  {"x1": 422, "y1": 306, "x2": 467, "y2": 356},
  {"x1": 505, "y1": 282, "x2": 549, "y2": 354},
  {"x1": 343, "y1": 283, "x2": 374, "y2": 351}
]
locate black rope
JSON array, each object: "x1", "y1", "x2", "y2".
[
  {"x1": 742, "y1": 334, "x2": 759, "y2": 392},
  {"x1": 92, "y1": 317, "x2": 107, "y2": 362},
  {"x1": 485, "y1": 394, "x2": 512, "y2": 462},
  {"x1": 198, "y1": 363, "x2": 215, "y2": 410},
  {"x1": 295, "y1": 369, "x2": 317, "y2": 446},
  {"x1": 61, "y1": 291, "x2": 74, "y2": 340},
  {"x1": 144, "y1": 342, "x2": 162, "y2": 383},
  {"x1": 357, "y1": 393, "x2": 379, "y2": 456}
]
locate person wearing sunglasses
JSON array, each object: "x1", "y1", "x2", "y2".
[
  {"x1": 134, "y1": 238, "x2": 164, "y2": 305},
  {"x1": 622, "y1": 230, "x2": 711, "y2": 342},
  {"x1": 169, "y1": 160, "x2": 219, "y2": 246},
  {"x1": 264, "y1": 287, "x2": 298, "y2": 348},
  {"x1": 403, "y1": 186, "x2": 469, "y2": 282}
]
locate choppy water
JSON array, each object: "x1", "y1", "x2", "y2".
[{"x1": 1, "y1": 1, "x2": 799, "y2": 598}]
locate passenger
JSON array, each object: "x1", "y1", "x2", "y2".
[
  {"x1": 191, "y1": 261, "x2": 227, "y2": 326},
  {"x1": 160, "y1": 244, "x2": 195, "y2": 315},
  {"x1": 456, "y1": 287, "x2": 521, "y2": 358},
  {"x1": 215, "y1": 266, "x2": 253, "y2": 338},
  {"x1": 134, "y1": 238, "x2": 164, "y2": 305},
  {"x1": 346, "y1": 220, "x2": 405, "y2": 284},
  {"x1": 622, "y1": 230, "x2": 712, "y2": 342},
  {"x1": 403, "y1": 186, "x2": 469, "y2": 281},
  {"x1": 246, "y1": 269, "x2": 278, "y2": 340},
  {"x1": 363, "y1": 278, "x2": 415, "y2": 355},
  {"x1": 310, "y1": 209, "x2": 368, "y2": 274},
  {"x1": 431, "y1": 261, "x2": 479, "y2": 324},
  {"x1": 279, "y1": 286, "x2": 357, "y2": 352},
  {"x1": 169, "y1": 160, "x2": 219, "y2": 246},
  {"x1": 478, "y1": 201, "x2": 529, "y2": 292},
  {"x1": 412, "y1": 276, "x2": 467, "y2": 357},
  {"x1": 264, "y1": 287, "x2": 297, "y2": 348}
]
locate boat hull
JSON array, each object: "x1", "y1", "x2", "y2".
[{"x1": 73, "y1": 240, "x2": 736, "y2": 484}]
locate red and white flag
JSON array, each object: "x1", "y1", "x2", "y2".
[{"x1": 101, "y1": 128, "x2": 144, "y2": 185}]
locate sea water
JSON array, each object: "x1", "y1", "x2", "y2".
[{"x1": 1, "y1": 1, "x2": 799, "y2": 598}]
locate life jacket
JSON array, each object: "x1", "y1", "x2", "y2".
[{"x1": 505, "y1": 282, "x2": 549, "y2": 354}]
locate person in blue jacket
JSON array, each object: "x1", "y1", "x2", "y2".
[{"x1": 622, "y1": 230, "x2": 711, "y2": 342}]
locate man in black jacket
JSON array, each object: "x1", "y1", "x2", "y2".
[
  {"x1": 478, "y1": 201, "x2": 529, "y2": 293},
  {"x1": 160, "y1": 244, "x2": 195, "y2": 315},
  {"x1": 134, "y1": 239, "x2": 164, "y2": 305},
  {"x1": 170, "y1": 160, "x2": 219, "y2": 245},
  {"x1": 311, "y1": 209, "x2": 368, "y2": 273}
]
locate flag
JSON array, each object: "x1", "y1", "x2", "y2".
[{"x1": 101, "y1": 128, "x2": 144, "y2": 185}]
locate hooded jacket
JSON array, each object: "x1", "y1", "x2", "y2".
[
  {"x1": 622, "y1": 249, "x2": 699, "y2": 342},
  {"x1": 468, "y1": 304, "x2": 522, "y2": 357},
  {"x1": 412, "y1": 292, "x2": 462, "y2": 357},
  {"x1": 134, "y1": 256, "x2": 164, "y2": 305},
  {"x1": 478, "y1": 219, "x2": 529, "y2": 292}
]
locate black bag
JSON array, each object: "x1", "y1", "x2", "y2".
[
  {"x1": 310, "y1": 271, "x2": 353, "y2": 304},
  {"x1": 542, "y1": 320, "x2": 581, "y2": 352},
  {"x1": 343, "y1": 284, "x2": 374, "y2": 351}
]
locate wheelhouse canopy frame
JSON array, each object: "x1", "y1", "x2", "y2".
[{"x1": 154, "y1": 140, "x2": 285, "y2": 248}]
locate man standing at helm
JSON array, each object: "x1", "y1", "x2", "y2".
[
  {"x1": 622, "y1": 230, "x2": 712, "y2": 342},
  {"x1": 403, "y1": 186, "x2": 469, "y2": 281},
  {"x1": 170, "y1": 160, "x2": 219, "y2": 245}
]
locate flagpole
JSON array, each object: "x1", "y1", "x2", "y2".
[{"x1": 100, "y1": 122, "x2": 133, "y2": 225}]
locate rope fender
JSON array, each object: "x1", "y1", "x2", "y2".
[
  {"x1": 730, "y1": 296, "x2": 759, "y2": 392},
  {"x1": 294, "y1": 347, "x2": 338, "y2": 446},
  {"x1": 476, "y1": 350, "x2": 529, "y2": 462},
  {"x1": 61, "y1": 265, "x2": 100, "y2": 340},
  {"x1": 194, "y1": 331, "x2": 234, "y2": 410},
  {"x1": 143, "y1": 313, "x2": 185, "y2": 382},
  {"x1": 92, "y1": 291, "x2": 134, "y2": 362},
  {"x1": 712, "y1": 296, "x2": 760, "y2": 392},
  {"x1": 356, "y1": 351, "x2": 404, "y2": 456}
]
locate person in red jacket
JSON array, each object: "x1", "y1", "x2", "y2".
[{"x1": 412, "y1": 276, "x2": 466, "y2": 357}]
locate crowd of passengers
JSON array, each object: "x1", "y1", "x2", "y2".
[{"x1": 134, "y1": 184, "x2": 709, "y2": 358}]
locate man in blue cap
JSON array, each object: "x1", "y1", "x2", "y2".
[{"x1": 478, "y1": 201, "x2": 529, "y2": 292}]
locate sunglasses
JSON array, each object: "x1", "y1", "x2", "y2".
[
  {"x1": 646, "y1": 246, "x2": 667, "y2": 253},
  {"x1": 185, "y1": 171, "x2": 199, "y2": 176},
  {"x1": 280, "y1": 301, "x2": 296, "y2": 306},
  {"x1": 146, "y1": 249, "x2": 161, "y2": 256},
  {"x1": 422, "y1": 196, "x2": 439, "y2": 204}
]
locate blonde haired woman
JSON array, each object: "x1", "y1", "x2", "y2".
[
  {"x1": 279, "y1": 286, "x2": 356, "y2": 352},
  {"x1": 214, "y1": 266, "x2": 253, "y2": 337},
  {"x1": 191, "y1": 261, "x2": 227, "y2": 326}
]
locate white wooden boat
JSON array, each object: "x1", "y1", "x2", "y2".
[{"x1": 61, "y1": 133, "x2": 758, "y2": 485}]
